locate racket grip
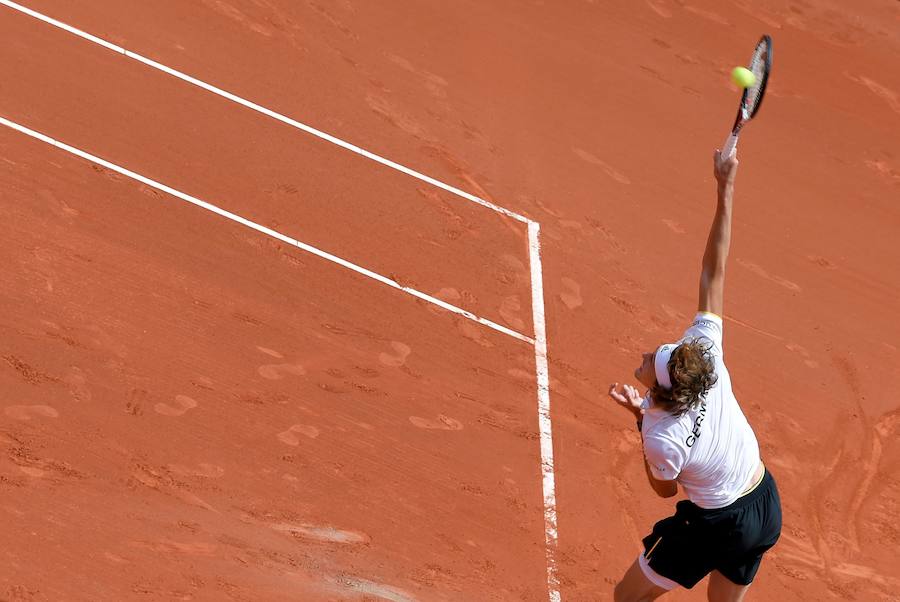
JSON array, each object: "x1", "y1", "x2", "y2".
[{"x1": 721, "y1": 133, "x2": 738, "y2": 162}]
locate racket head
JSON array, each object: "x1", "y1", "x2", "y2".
[{"x1": 733, "y1": 35, "x2": 772, "y2": 130}]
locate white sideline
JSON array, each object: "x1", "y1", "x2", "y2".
[
  {"x1": 0, "y1": 2, "x2": 563, "y2": 598},
  {"x1": 0, "y1": 116, "x2": 533, "y2": 345},
  {"x1": 528, "y1": 222, "x2": 560, "y2": 602},
  {"x1": 0, "y1": 0, "x2": 529, "y2": 226}
]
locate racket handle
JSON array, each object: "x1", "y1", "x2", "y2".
[{"x1": 721, "y1": 133, "x2": 738, "y2": 162}]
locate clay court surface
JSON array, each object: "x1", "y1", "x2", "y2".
[{"x1": 1, "y1": 1, "x2": 899, "y2": 600}]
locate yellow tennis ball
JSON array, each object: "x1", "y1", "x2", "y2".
[{"x1": 731, "y1": 66, "x2": 756, "y2": 88}]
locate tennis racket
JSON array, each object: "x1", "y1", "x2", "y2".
[{"x1": 721, "y1": 35, "x2": 772, "y2": 161}]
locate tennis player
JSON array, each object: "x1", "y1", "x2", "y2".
[{"x1": 608, "y1": 151, "x2": 782, "y2": 601}]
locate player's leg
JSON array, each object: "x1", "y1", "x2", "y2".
[
  {"x1": 614, "y1": 557, "x2": 668, "y2": 602},
  {"x1": 707, "y1": 570, "x2": 751, "y2": 602},
  {"x1": 622, "y1": 503, "x2": 715, "y2": 600},
  {"x1": 709, "y1": 470, "x2": 782, "y2": 601}
]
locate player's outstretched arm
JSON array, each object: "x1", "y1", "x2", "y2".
[{"x1": 698, "y1": 151, "x2": 738, "y2": 316}]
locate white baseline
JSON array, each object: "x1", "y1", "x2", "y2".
[{"x1": 0, "y1": 0, "x2": 529, "y2": 225}]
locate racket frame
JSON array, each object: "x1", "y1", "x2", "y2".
[{"x1": 721, "y1": 34, "x2": 772, "y2": 161}]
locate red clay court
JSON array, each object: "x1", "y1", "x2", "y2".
[{"x1": 1, "y1": 1, "x2": 898, "y2": 600}]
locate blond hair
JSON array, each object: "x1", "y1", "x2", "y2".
[{"x1": 650, "y1": 338, "x2": 718, "y2": 416}]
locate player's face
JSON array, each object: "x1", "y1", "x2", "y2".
[{"x1": 635, "y1": 350, "x2": 657, "y2": 388}]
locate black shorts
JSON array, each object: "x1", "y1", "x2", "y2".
[{"x1": 641, "y1": 469, "x2": 782, "y2": 589}]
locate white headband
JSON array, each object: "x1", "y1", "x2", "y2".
[{"x1": 654, "y1": 343, "x2": 677, "y2": 389}]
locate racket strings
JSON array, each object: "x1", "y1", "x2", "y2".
[{"x1": 745, "y1": 45, "x2": 769, "y2": 113}]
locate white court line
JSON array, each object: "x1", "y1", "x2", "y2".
[
  {"x1": 528, "y1": 222, "x2": 560, "y2": 602},
  {"x1": 0, "y1": 115, "x2": 533, "y2": 345},
  {"x1": 0, "y1": 0, "x2": 530, "y2": 225},
  {"x1": 0, "y1": 3, "x2": 563, "y2": 599}
]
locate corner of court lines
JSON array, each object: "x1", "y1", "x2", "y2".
[{"x1": 0, "y1": 1, "x2": 562, "y2": 599}]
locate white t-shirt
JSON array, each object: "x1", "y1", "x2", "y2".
[{"x1": 640, "y1": 312, "x2": 760, "y2": 509}]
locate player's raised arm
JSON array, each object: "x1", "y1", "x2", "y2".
[{"x1": 698, "y1": 151, "x2": 738, "y2": 316}]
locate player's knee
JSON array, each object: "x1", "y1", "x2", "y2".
[
  {"x1": 615, "y1": 557, "x2": 666, "y2": 601},
  {"x1": 615, "y1": 579, "x2": 665, "y2": 602}
]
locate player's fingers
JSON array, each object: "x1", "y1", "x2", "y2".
[
  {"x1": 608, "y1": 386, "x2": 627, "y2": 404},
  {"x1": 722, "y1": 157, "x2": 738, "y2": 175},
  {"x1": 714, "y1": 150, "x2": 728, "y2": 174}
]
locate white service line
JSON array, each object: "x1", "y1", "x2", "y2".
[
  {"x1": 0, "y1": 0, "x2": 531, "y2": 226},
  {"x1": 528, "y1": 221, "x2": 560, "y2": 602},
  {"x1": 0, "y1": 115, "x2": 534, "y2": 346}
]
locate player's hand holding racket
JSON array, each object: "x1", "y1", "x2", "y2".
[
  {"x1": 720, "y1": 35, "x2": 772, "y2": 164},
  {"x1": 713, "y1": 149, "x2": 739, "y2": 191}
]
